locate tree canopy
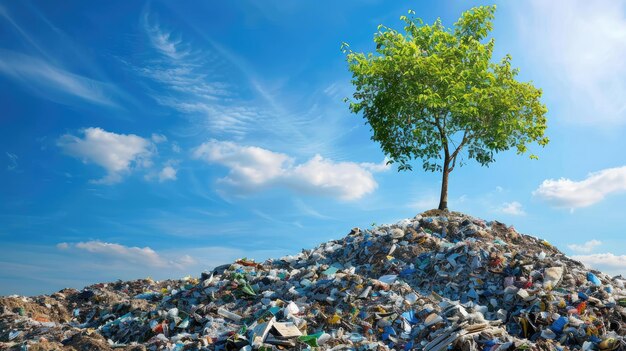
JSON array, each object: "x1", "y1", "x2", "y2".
[{"x1": 343, "y1": 5, "x2": 548, "y2": 210}]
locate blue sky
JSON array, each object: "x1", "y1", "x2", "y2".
[{"x1": 2, "y1": 0, "x2": 626, "y2": 296}]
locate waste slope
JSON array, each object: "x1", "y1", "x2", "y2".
[{"x1": 2, "y1": 210, "x2": 625, "y2": 351}]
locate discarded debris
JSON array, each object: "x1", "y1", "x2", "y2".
[{"x1": 2, "y1": 210, "x2": 626, "y2": 350}]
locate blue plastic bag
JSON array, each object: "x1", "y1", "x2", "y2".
[
  {"x1": 587, "y1": 272, "x2": 601, "y2": 286},
  {"x1": 550, "y1": 316, "x2": 568, "y2": 334}
]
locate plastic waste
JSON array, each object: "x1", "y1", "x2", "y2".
[
  {"x1": 2, "y1": 211, "x2": 626, "y2": 351},
  {"x1": 299, "y1": 331, "x2": 323, "y2": 347},
  {"x1": 217, "y1": 307, "x2": 242, "y2": 322},
  {"x1": 587, "y1": 272, "x2": 602, "y2": 286},
  {"x1": 377, "y1": 274, "x2": 397, "y2": 284}
]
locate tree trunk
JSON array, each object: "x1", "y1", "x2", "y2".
[{"x1": 438, "y1": 157, "x2": 450, "y2": 211}]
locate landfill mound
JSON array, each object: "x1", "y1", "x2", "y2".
[{"x1": 2, "y1": 211, "x2": 626, "y2": 351}]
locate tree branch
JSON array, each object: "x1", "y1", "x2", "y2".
[
  {"x1": 448, "y1": 130, "x2": 471, "y2": 173},
  {"x1": 435, "y1": 112, "x2": 448, "y2": 154},
  {"x1": 450, "y1": 130, "x2": 470, "y2": 160},
  {"x1": 449, "y1": 151, "x2": 458, "y2": 172}
]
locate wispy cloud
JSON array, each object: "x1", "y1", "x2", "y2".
[
  {"x1": 138, "y1": 12, "x2": 355, "y2": 159},
  {"x1": 293, "y1": 199, "x2": 334, "y2": 220},
  {"x1": 145, "y1": 21, "x2": 191, "y2": 60},
  {"x1": 533, "y1": 166, "x2": 626, "y2": 209},
  {"x1": 568, "y1": 239, "x2": 602, "y2": 253},
  {"x1": 1, "y1": 4, "x2": 125, "y2": 107},
  {"x1": 0, "y1": 4, "x2": 54, "y2": 63},
  {"x1": 322, "y1": 81, "x2": 354, "y2": 103},
  {"x1": 199, "y1": 38, "x2": 342, "y2": 155},
  {"x1": 139, "y1": 15, "x2": 258, "y2": 137},
  {"x1": 192, "y1": 140, "x2": 384, "y2": 200},
  {"x1": 252, "y1": 209, "x2": 304, "y2": 228},
  {"x1": 58, "y1": 127, "x2": 154, "y2": 184},
  {"x1": 6, "y1": 152, "x2": 18, "y2": 171},
  {"x1": 0, "y1": 50, "x2": 119, "y2": 106},
  {"x1": 514, "y1": 0, "x2": 626, "y2": 125}
]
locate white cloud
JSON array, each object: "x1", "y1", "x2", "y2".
[
  {"x1": 56, "y1": 242, "x2": 69, "y2": 250},
  {"x1": 515, "y1": 0, "x2": 626, "y2": 124},
  {"x1": 568, "y1": 239, "x2": 602, "y2": 253},
  {"x1": 533, "y1": 166, "x2": 626, "y2": 208},
  {"x1": 194, "y1": 140, "x2": 289, "y2": 188},
  {"x1": 498, "y1": 201, "x2": 526, "y2": 216},
  {"x1": 289, "y1": 155, "x2": 379, "y2": 199},
  {"x1": 360, "y1": 158, "x2": 392, "y2": 172},
  {"x1": 0, "y1": 50, "x2": 118, "y2": 106},
  {"x1": 74, "y1": 241, "x2": 163, "y2": 266},
  {"x1": 159, "y1": 166, "x2": 177, "y2": 182},
  {"x1": 192, "y1": 140, "x2": 381, "y2": 200},
  {"x1": 58, "y1": 127, "x2": 154, "y2": 184},
  {"x1": 151, "y1": 133, "x2": 168, "y2": 143},
  {"x1": 62, "y1": 241, "x2": 195, "y2": 269},
  {"x1": 572, "y1": 253, "x2": 626, "y2": 277}
]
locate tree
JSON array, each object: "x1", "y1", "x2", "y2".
[{"x1": 342, "y1": 5, "x2": 548, "y2": 211}]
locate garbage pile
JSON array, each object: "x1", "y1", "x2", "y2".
[{"x1": 2, "y1": 210, "x2": 626, "y2": 350}]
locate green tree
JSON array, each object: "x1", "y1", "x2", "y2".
[{"x1": 343, "y1": 6, "x2": 548, "y2": 211}]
